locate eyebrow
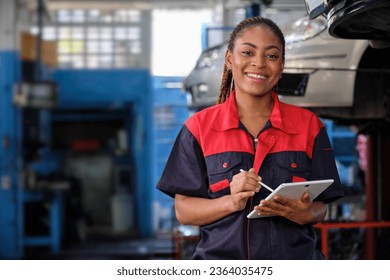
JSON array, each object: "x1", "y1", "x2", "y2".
[{"x1": 241, "y1": 42, "x2": 281, "y2": 51}]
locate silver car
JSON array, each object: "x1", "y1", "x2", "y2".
[
  {"x1": 183, "y1": 42, "x2": 226, "y2": 111},
  {"x1": 183, "y1": 15, "x2": 390, "y2": 125}
]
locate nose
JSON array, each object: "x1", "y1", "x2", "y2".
[{"x1": 251, "y1": 56, "x2": 266, "y2": 68}]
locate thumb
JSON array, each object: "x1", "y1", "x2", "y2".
[
  {"x1": 302, "y1": 192, "x2": 311, "y2": 203},
  {"x1": 248, "y1": 168, "x2": 257, "y2": 174}
]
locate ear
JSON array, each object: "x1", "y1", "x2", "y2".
[
  {"x1": 225, "y1": 50, "x2": 232, "y2": 71},
  {"x1": 279, "y1": 61, "x2": 285, "y2": 79}
]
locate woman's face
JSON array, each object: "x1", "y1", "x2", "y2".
[{"x1": 225, "y1": 25, "x2": 284, "y2": 98}]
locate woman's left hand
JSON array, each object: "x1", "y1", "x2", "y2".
[{"x1": 253, "y1": 192, "x2": 326, "y2": 225}]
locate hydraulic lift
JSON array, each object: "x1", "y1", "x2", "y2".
[{"x1": 315, "y1": 125, "x2": 390, "y2": 259}]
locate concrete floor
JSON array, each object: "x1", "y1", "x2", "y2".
[{"x1": 24, "y1": 235, "x2": 175, "y2": 260}]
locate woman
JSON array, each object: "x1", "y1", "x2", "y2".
[{"x1": 157, "y1": 16, "x2": 344, "y2": 259}]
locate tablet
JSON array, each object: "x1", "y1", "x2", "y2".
[{"x1": 246, "y1": 179, "x2": 334, "y2": 219}]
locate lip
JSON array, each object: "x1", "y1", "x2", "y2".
[{"x1": 245, "y1": 72, "x2": 267, "y2": 81}]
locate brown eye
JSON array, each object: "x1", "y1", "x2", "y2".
[
  {"x1": 267, "y1": 54, "x2": 279, "y2": 60},
  {"x1": 242, "y1": 50, "x2": 253, "y2": 56}
]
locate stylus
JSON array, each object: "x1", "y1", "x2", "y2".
[{"x1": 239, "y1": 169, "x2": 274, "y2": 193}]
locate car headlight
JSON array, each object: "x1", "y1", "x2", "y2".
[
  {"x1": 196, "y1": 47, "x2": 222, "y2": 69},
  {"x1": 284, "y1": 16, "x2": 327, "y2": 44}
]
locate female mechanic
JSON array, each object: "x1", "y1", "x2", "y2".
[{"x1": 157, "y1": 16, "x2": 344, "y2": 259}]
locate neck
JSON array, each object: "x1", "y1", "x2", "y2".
[{"x1": 236, "y1": 92, "x2": 274, "y2": 119}]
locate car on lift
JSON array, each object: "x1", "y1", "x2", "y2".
[
  {"x1": 304, "y1": 0, "x2": 390, "y2": 48},
  {"x1": 183, "y1": 41, "x2": 226, "y2": 111},
  {"x1": 299, "y1": 0, "x2": 390, "y2": 125},
  {"x1": 183, "y1": 12, "x2": 390, "y2": 127}
]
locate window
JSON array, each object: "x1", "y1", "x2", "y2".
[
  {"x1": 151, "y1": 9, "x2": 212, "y2": 76},
  {"x1": 39, "y1": 8, "x2": 146, "y2": 69}
]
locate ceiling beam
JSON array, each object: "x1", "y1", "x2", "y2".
[{"x1": 45, "y1": 0, "x2": 216, "y2": 10}]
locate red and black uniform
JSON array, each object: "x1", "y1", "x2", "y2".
[{"x1": 157, "y1": 91, "x2": 344, "y2": 259}]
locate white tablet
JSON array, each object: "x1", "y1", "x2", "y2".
[{"x1": 246, "y1": 179, "x2": 334, "y2": 219}]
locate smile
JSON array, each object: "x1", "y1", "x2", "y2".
[{"x1": 246, "y1": 73, "x2": 266, "y2": 79}]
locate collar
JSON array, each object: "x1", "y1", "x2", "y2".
[{"x1": 211, "y1": 90, "x2": 299, "y2": 135}]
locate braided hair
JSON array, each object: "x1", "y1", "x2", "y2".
[{"x1": 217, "y1": 16, "x2": 285, "y2": 104}]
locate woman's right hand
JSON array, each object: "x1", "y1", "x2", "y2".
[
  {"x1": 175, "y1": 168, "x2": 262, "y2": 226},
  {"x1": 229, "y1": 168, "x2": 260, "y2": 211}
]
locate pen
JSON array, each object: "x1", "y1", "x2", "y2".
[{"x1": 239, "y1": 169, "x2": 274, "y2": 193}]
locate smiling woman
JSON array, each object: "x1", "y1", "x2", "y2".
[
  {"x1": 222, "y1": 23, "x2": 284, "y2": 103},
  {"x1": 157, "y1": 16, "x2": 344, "y2": 260}
]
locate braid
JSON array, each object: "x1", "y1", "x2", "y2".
[
  {"x1": 216, "y1": 16, "x2": 285, "y2": 104},
  {"x1": 218, "y1": 62, "x2": 233, "y2": 104}
]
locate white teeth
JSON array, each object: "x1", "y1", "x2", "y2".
[{"x1": 246, "y1": 73, "x2": 266, "y2": 79}]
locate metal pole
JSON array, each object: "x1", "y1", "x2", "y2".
[
  {"x1": 35, "y1": 0, "x2": 44, "y2": 82},
  {"x1": 245, "y1": 3, "x2": 261, "y2": 18}
]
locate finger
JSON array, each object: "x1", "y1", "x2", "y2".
[
  {"x1": 231, "y1": 185, "x2": 253, "y2": 196},
  {"x1": 256, "y1": 208, "x2": 275, "y2": 216},
  {"x1": 272, "y1": 195, "x2": 292, "y2": 206},
  {"x1": 273, "y1": 195, "x2": 303, "y2": 208},
  {"x1": 237, "y1": 170, "x2": 261, "y2": 191},
  {"x1": 255, "y1": 204, "x2": 278, "y2": 216},
  {"x1": 247, "y1": 177, "x2": 262, "y2": 191},
  {"x1": 243, "y1": 183, "x2": 260, "y2": 193},
  {"x1": 233, "y1": 171, "x2": 247, "y2": 181},
  {"x1": 235, "y1": 191, "x2": 256, "y2": 200},
  {"x1": 258, "y1": 198, "x2": 294, "y2": 217},
  {"x1": 241, "y1": 168, "x2": 256, "y2": 180},
  {"x1": 301, "y1": 192, "x2": 311, "y2": 203},
  {"x1": 244, "y1": 168, "x2": 259, "y2": 181},
  {"x1": 248, "y1": 168, "x2": 257, "y2": 174},
  {"x1": 255, "y1": 199, "x2": 276, "y2": 210}
]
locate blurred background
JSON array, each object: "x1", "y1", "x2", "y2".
[{"x1": 0, "y1": 0, "x2": 389, "y2": 260}]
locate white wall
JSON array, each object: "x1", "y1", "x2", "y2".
[{"x1": 151, "y1": 9, "x2": 213, "y2": 76}]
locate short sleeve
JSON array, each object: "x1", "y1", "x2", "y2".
[
  {"x1": 156, "y1": 125, "x2": 209, "y2": 198},
  {"x1": 310, "y1": 127, "x2": 344, "y2": 203}
]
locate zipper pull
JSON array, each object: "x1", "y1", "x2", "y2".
[{"x1": 254, "y1": 138, "x2": 258, "y2": 151}]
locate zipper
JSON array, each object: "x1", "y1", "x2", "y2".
[
  {"x1": 247, "y1": 137, "x2": 258, "y2": 259},
  {"x1": 246, "y1": 196, "x2": 253, "y2": 260},
  {"x1": 247, "y1": 136, "x2": 260, "y2": 259}
]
